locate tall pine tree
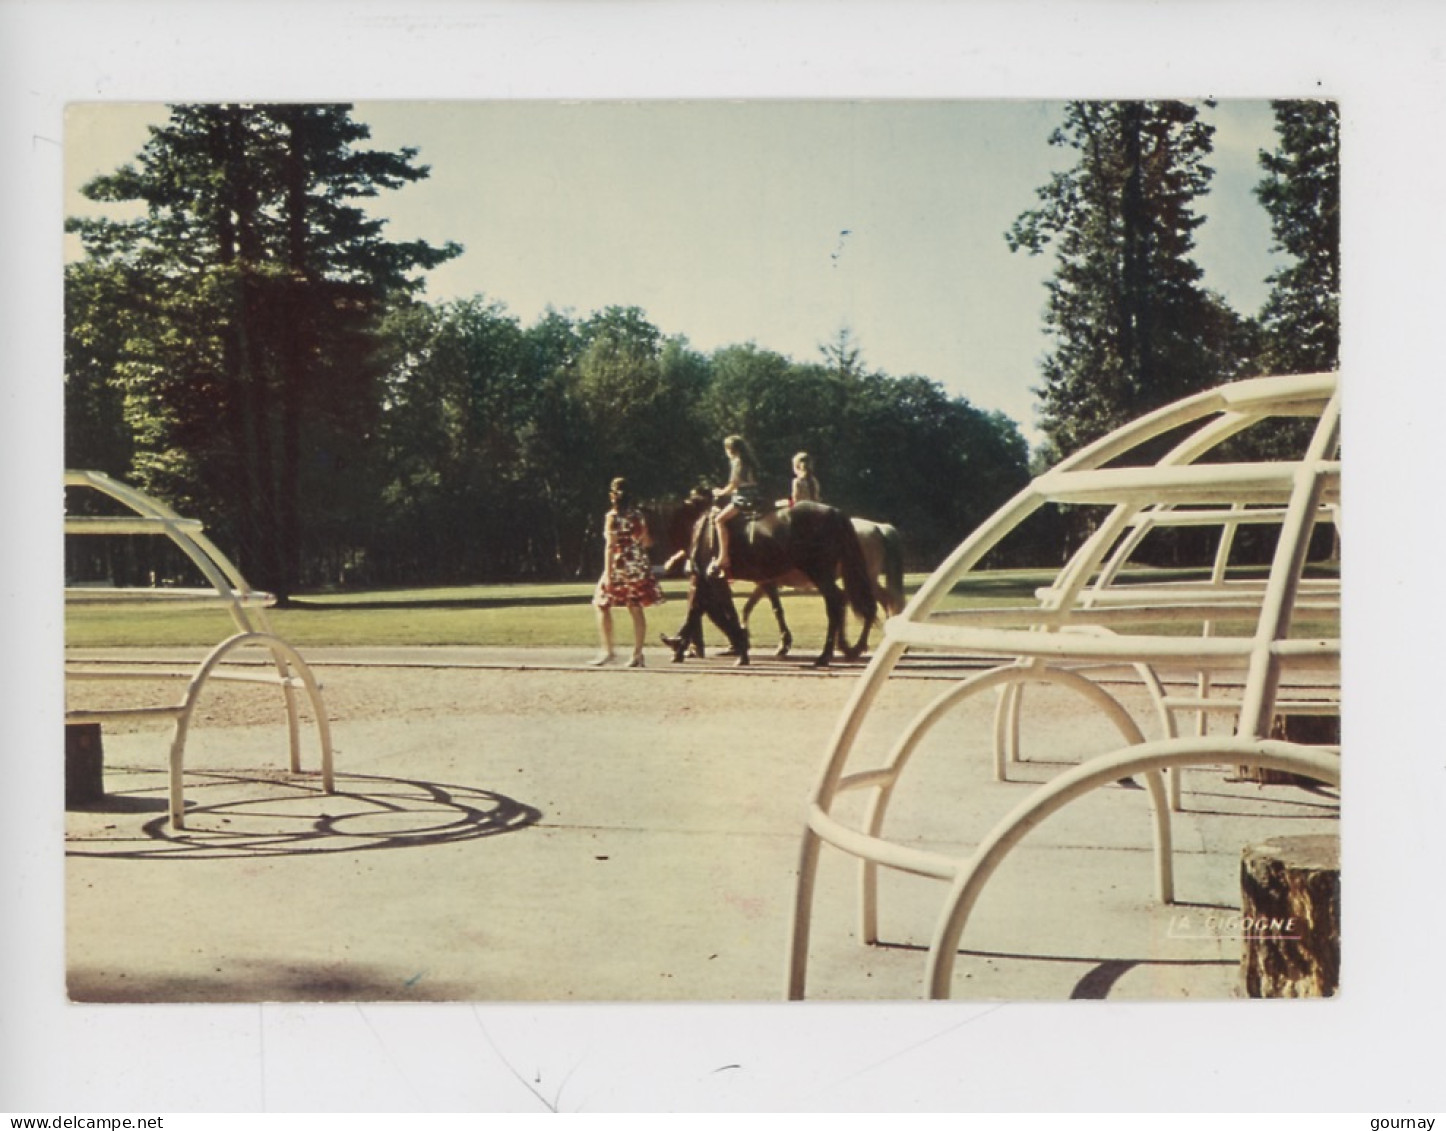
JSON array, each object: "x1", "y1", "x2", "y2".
[
  {"x1": 1007, "y1": 101, "x2": 1253, "y2": 458},
  {"x1": 66, "y1": 103, "x2": 460, "y2": 600},
  {"x1": 1255, "y1": 100, "x2": 1340, "y2": 374}
]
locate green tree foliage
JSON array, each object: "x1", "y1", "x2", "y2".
[
  {"x1": 65, "y1": 103, "x2": 460, "y2": 600},
  {"x1": 827, "y1": 371, "x2": 1029, "y2": 567},
  {"x1": 370, "y1": 298, "x2": 705, "y2": 583},
  {"x1": 366, "y1": 301, "x2": 1031, "y2": 579},
  {"x1": 516, "y1": 309, "x2": 595, "y2": 576},
  {"x1": 1007, "y1": 101, "x2": 1255, "y2": 460},
  {"x1": 63, "y1": 259, "x2": 138, "y2": 479},
  {"x1": 371, "y1": 297, "x2": 540, "y2": 581},
  {"x1": 574, "y1": 306, "x2": 683, "y2": 500},
  {"x1": 370, "y1": 302, "x2": 718, "y2": 582},
  {"x1": 1255, "y1": 100, "x2": 1340, "y2": 374},
  {"x1": 68, "y1": 112, "x2": 1035, "y2": 589},
  {"x1": 703, "y1": 343, "x2": 846, "y2": 479}
]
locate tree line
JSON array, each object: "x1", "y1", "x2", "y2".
[{"x1": 64, "y1": 99, "x2": 1338, "y2": 599}]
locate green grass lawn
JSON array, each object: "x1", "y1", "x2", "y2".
[
  {"x1": 63, "y1": 572, "x2": 1032, "y2": 649},
  {"x1": 64, "y1": 565, "x2": 1338, "y2": 649}
]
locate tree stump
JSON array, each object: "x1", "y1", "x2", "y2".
[
  {"x1": 65, "y1": 722, "x2": 106, "y2": 806},
  {"x1": 1240, "y1": 834, "x2": 1340, "y2": 997},
  {"x1": 1236, "y1": 714, "x2": 1340, "y2": 786}
]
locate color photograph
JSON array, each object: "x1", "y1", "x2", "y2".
[
  {"x1": 6, "y1": 0, "x2": 1442, "y2": 1114},
  {"x1": 58, "y1": 97, "x2": 1341, "y2": 1007}
]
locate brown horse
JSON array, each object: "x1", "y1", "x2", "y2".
[
  {"x1": 665, "y1": 496, "x2": 877, "y2": 667},
  {"x1": 736, "y1": 518, "x2": 904, "y2": 659}
]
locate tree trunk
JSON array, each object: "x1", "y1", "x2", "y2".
[
  {"x1": 276, "y1": 110, "x2": 313, "y2": 605},
  {"x1": 212, "y1": 109, "x2": 264, "y2": 584},
  {"x1": 223, "y1": 104, "x2": 281, "y2": 594},
  {"x1": 1237, "y1": 713, "x2": 1339, "y2": 786},
  {"x1": 1240, "y1": 833, "x2": 1340, "y2": 998}
]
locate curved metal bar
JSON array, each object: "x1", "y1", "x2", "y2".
[
  {"x1": 67, "y1": 469, "x2": 338, "y2": 830},
  {"x1": 65, "y1": 469, "x2": 269, "y2": 635},
  {"x1": 924, "y1": 739, "x2": 1340, "y2": 999},
  {"x1": 786, "y1": 637, "x2": 909, "y2": 998},
  {"x1": 1129, "y1": 660, "x2": 1185, "y2": 809},
  {"x1": 854, "y1": 662, "x2": 1162, "y2": 946},
  {"x1": 998, "y1": 655, "x2": 1181, "y2": 808},
  {"x1": 1046, "y1": 373, "x2": 1335, "y2": 478},
  {"x1": 166, "y1": 631, "x2": 335, "y2": 829},
  {"x1": 993, "y1": 675, "x2": 1026, "y2": 768},
  {"x1": 903, "y1": 489, "x2": 1045, "y2": 621}
]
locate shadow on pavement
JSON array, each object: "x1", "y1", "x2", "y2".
[{"x1": 65, "y1": 770, "x2": 543, "y2": 861}]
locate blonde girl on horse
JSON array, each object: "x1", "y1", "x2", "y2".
[
  {"x1": 783, "y1": 450, "x2": 821, "y2": 506},
  {"x1": 711, "y1": 434, "x2": 763, "y2": 576}
]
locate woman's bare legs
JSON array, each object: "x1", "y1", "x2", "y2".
[
  {"x1": 591, "y1": 605, "x2": 616, "y2": 665},
  {"x1": 626, "y1": 605, "x2": 647, "y2": 666}
]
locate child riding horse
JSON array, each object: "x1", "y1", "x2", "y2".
[{"x1": 666, "y1": 491, "x2": 877, "y2": 668}]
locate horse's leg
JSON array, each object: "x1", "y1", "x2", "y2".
[
  {"x1": 766, "y1": 585, "x2": 793, "y2": 657},
  {"x1": 835, "y1": 512, "x2": 880, "y2": 662},
  {"x1": 839, "y1": 574, "x2": 881, "y2": 660},
  {"x1": 842, "y1": 614, "x2": 872, "y2": 662},
  {"x1": 740, "y1": 586, "x2": 763, "y2": 630},
  {"x1": 811, "y1": 575, "x2": 845, "y2": 668}
]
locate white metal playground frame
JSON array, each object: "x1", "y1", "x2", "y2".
[
  {"x1": 65, "y1": 469, "x2": 334, "y2": 829},
  {"x1": 786, "y1": 371, "x2": 1342, "y2": 1000}
]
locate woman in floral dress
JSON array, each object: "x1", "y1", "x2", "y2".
[{"x1": 591, "y1": 477, "x2": 665, "y2": 667}]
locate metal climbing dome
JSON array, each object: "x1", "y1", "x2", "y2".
[
  {"x1": 787, "y1": 371, "x2": 1341, "y2": 999},
  {"x1": 65, "y1": 469, "x2": 334, "y2": 828}
]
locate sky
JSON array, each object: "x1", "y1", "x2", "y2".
[{"x1": 64, "y1": 98, "x2": 1283, "y2": 446}]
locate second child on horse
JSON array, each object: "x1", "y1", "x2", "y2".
[{"x1": 778, "y1": 450, "x2": 821, "y2": 507}]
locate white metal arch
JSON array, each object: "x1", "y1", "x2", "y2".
[
  {"x1": 786, "y1": 372, "x2": 1341, "y2": 1000},
  {"x1": 65, "y1": 469, "x2": 335, "y2": 829}
]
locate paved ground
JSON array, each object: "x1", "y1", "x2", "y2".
[{"x1": 63, "y1": 645, "x2": 1340, "y2": 1004}]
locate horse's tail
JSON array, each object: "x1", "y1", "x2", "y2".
[
  {"x1": 836, "y1": 512, "x2": 878, "y2": 627},
  {"x1": 877, "y1": 523, "x2": 905, "y2": 615}
]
